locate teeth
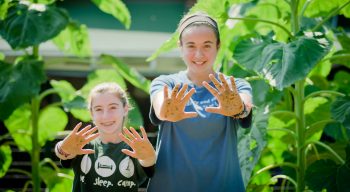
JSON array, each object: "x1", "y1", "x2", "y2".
[
  {"x1": 102, "y1": 122, "x2": 114, "y2": 126},
  {"x1": 194, "y1": 61, "x2": 204, "y2": 65}
]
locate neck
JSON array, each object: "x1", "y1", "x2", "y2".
[{"x1": 186, "y1": 70, "x2": 216, "y2": 86}]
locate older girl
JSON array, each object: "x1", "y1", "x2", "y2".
[{"x1": 148, "y1": 12, "x2": 253, "y2": 192}]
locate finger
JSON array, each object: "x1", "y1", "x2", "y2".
[
  {"x1": 123, "y1": 127, "x2": 137, "y2": 141},
  {"x1": 205, "y1": 107, "x2": 221, "y2": 114},
  {"x1": 163, "y1": 85, "x2": 169, "y2": 99},
  {"x1": 83, "y1": 133, "x2": 100, "y2": 145},
  {"x1": 130, "y1": 127, "x2": 142, "y2": 140},
  {"x1": 121, "y1": 149, "x2": 137, "y2": 159},
  {"x1": 203, "y1": 81, "x2": 219, "y2": 97},
  {"x1": 72, "y1": 122, "x2": 82, "y2": 133},
  {"x1": 209, "y1": 74, "x2": 223, "y2": 92},
  {"x1": 219, "y1": 73, "x2": 230, "y2": 91},
  {"x1": 230, "y1": 76, "x2": 238, "y2": 92},
  {"x1": 77, "y1": 125, "x2": 92, "y2": 136},
  {"x1": 82, "y1": 126, "x2": 98, "y2": 137},
  {"x1": 139, "y1": 126, "x2": 148, "y2": 140},
  {"x1": 177, "y1": 84, "x2": 188, "y2": 99},
  {"x1": 80, "y1": 149, "x2": 95, "y2": 155},
  {"x1": 119, "y1": 133, "x2": 133, "y2": 146},
  {"x1": 183, "y1": 112, "x2": 198, "y2": 119},
  {"x1": 171, "y1": 84, "x2": 180, "y2": 99},
  {"x1": 181, "y1": 88, "x2": 195, "y2": 103}
]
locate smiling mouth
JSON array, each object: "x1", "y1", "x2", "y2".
[
  {"x1": 194, "y1": 61, "x2": 205, "y2": 65},
  {"x1": 101, "y1": 122, "x2": 115, "y2": 126}
]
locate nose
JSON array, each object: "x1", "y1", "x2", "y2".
[{"x1": 194, "y1": 49, "x2": 204, "y2": 59}]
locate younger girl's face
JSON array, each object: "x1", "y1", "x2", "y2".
[
  {"x1": 180, "y1": 25, "x2": 219, "y2": 75},
  {"x1": 90, "y1": 92, "x2": 128, "y2": 135}
]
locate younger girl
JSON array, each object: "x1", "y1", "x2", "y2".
[{"x1": 55, "y1": 82, "x2": 155, "y2": 192}]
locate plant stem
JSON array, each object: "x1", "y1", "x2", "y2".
[
  {"x1": 304, "y1": 90, "x2": 345, "y2": 101},
  {"x1": 267, "y1": 128, "x2": 298, "y2": 141},
  {"x1": 269, "y1": 175, "x2": 297, "y2": 189},
  {"x1": 295, "y1": 80, "x2": 306, "y2": 192},
  {"x1": 305, "y1": 140, "x2": 345, "y2": 164},
  {"x1": 228, "y1": 17, "x2": 293, "y2": 38},
  {"x1": 7, "y1": 168, "x2": 32, "y2": 177},
  {"x1": 31, "y1": 96, "x2": 40, "y2": 192},
  {"x1": 249, "y1": 162, "x2": 298, "y2": 184}
]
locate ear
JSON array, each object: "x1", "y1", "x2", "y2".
[{"x1": 123, "y1": 105, "x2": 129, "y2": 117}]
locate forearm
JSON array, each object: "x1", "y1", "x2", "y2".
[{"x1": 151, "y1": 91, "x2": 166, "y2": 121}]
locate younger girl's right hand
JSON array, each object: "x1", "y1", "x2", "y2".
[{"x1": 60, "y1": 122, "x2": 99, "y2": 156}]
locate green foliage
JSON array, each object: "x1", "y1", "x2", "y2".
[
  {"x1": 0, "y1": 57, "x2": 46, "y2": 120},
  {"x1": 234, "y1": 34, "x2": 331, "y2": 90},
  {"x1": 52, "y1": 21, "x2": 92, "y2": 57},
  {"x1": 100, "y1": 54, "x2": 151, "y2": 94},
  {"x1": 0, "y1": 145, "x2": 12, "y2": 178},
  {"x1": 4, "y1": 104, "x2": 68, "y2": 152},
  {"x1": 91, "y1": 0, "x2": 131, "y2": 29},
  {"x1": 0, "y1": 1, "x2": 69, "y2": 49}
]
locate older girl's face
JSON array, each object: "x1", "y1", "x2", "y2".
[
  {"x1": 180, "y1": 25, "x2": 219, "y2": 76},
  {"x1": 90, "y1": 92, "x2": 128, "y2": 135}
]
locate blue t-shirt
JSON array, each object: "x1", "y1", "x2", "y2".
[{"x1": 148, "y1": 71, "x2": 252, "y2": 192}]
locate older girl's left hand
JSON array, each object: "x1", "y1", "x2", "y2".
[{"x1": 203, "y1": 73, "x2": 245, "y2": 117}]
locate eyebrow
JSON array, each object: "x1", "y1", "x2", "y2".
[
  {"x1": 185, "y1": 41, "x2": 214, "y2": 45},
  {"x1": 93, "y1": 103, "x2": 120, "y2": 109}
]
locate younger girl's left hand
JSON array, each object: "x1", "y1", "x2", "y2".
[
  {"x1": 119, "y1": 126, "x2": 156, "y2": 167},
  {"x1": 203, "y1": 73, "x2": 244, "y2": 117}
]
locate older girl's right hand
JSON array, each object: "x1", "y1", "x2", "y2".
[
  {"x1": 159, "y1": 84, "x2": 198, "y2": 122},
  {"x1": 60, "y1": 122, "x2": 99, "y2": 156}
]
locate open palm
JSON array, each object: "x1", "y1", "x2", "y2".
[
  {"x1": 203, "y1": 73, "x2": 244, "y2": 116},
  {"x1": 159, "y1": 84, "x2": 198, "y2": 122}
]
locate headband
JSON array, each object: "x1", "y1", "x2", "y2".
[{"x1": 178, "y1": 14, "x2": 219, "y2": 36}]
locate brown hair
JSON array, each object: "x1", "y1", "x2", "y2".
[
  {"x1": 178, "y1": 11, "x2": 220, "y2": 45},
  {"x1": 87, "y1": 82, "x2": 131, "y2": 111}
]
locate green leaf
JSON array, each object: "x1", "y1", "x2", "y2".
[
  {"x1": 38, "y1": 106, "x2": 68, "y2": 146},
  {"x1": 234, "y1": 34, "x2": 331, "y2": 90},
  {"x1": 0, "y1": 145, "x2": 12, "y2": 178},
  {"x1": 40, "y1": 166, "x2": 73, "y2": 191},
  {"x1": 52, "y1": 21, "x2": 92, "y2": 57},
  {"x1": 4, "y1": 104, "x2": 32, "y2": 152},
  {"x1": 305, "y1": 159, "x2": 338, "y2": 191},
  {"x1": 63, "y1": 96, "x2": 86, "y2": 110},
  {"x1": 331, "y1": 96, "x2": 350, "y2": 130},
  {"x1": 0, "y1": 0, "x2": 10, "y2": 20},
  {"x1": 29, "y1": 0, "x2": 56, "y2": 5},
  {"x1": 50, "y1": 80, "x2": 77, "y2": 102},
  {"x1": 303, "y1": 0, "x2": 338, "y2": 18},
  {"x1": 126, "y1": 98, "x2": 143, "y2": 128},
  {"x1": 0, "y1": 57, "x2": 46, "y2": 120},
  {"x1": 146, "y1": 33, "x2": 178, "y2": 62},
  {"x1": 324, "y1": 122, "x2": 350, "y2": 142},
  {"x1": 0, "y1": 2, "x2": 69, "y2": 49},
  {"x1": 91, "y1": 0, "x2": 131, "y2": 29},
  {"x1": 80, "y1": 69, "x2": 126, "y2": 97},
  {"x1": 333, "y1": 71, "x2": 350, "y2": 93},
  {"x1": 71, "y1": 108, "x2": 91, "y2": 122},
  {"x1": 238, "y1": 106, "x2": 268, "y2": 187},
  {"x1": 100, "y1": 54, "x2": 151, "y2": 94}
]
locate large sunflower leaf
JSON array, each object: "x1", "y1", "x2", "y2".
[
  {"x1": 234, "y1": 34, "x2": 331, "y2": 90},
  {"x1": 0, "y1": 2, "x2": 68, "y2": 49}
]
